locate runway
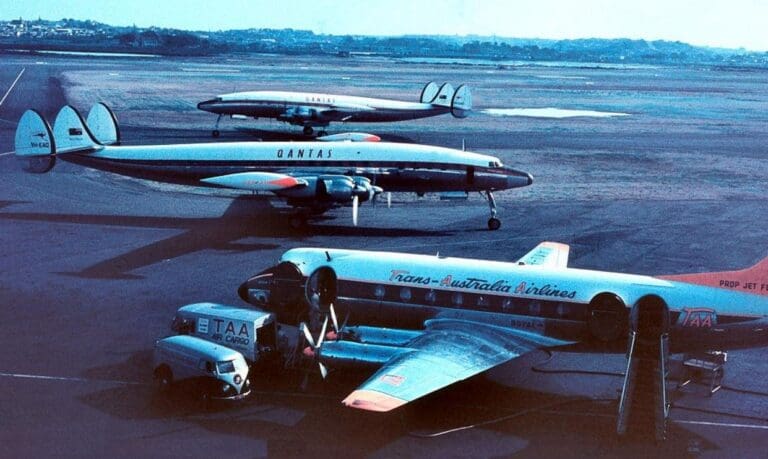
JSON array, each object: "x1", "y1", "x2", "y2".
[{"x1": 1, "y1": 53, "x2": 767, "y2": 457}]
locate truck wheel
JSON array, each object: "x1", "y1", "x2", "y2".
[{"x1": 154, "y1": 366, "x2": 173, "y2": 394}]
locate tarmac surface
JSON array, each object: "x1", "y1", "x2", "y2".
[{"x1": 1, "y1": 53, "x2": 768, "y2": 458}]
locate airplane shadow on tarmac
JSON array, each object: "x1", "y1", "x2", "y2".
[
  {"x1": 0, "y1": 196, "x2": 451, "y2": 279},
  {"x1": 77, "y1": 350, "x2": 716, "y2": 456}
]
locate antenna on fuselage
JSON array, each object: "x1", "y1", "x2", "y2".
[{"x1": 325, "y1": 250, "x2": 331, "y2": 262}]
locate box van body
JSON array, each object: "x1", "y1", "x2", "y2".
[
  {"x1": 171, "y1": 302, "x2": 277, "y2": 363},
  {"x1": 154, "y1": 335, "x2": 251, "y2": 400}
]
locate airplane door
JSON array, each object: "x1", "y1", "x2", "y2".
[{"x1": 466, "y1": 166, "x2": 475, "y2": 186}]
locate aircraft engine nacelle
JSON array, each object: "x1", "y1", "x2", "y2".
[
  {"x1": 323, "y1": 176, "x2": 356, "y2": 202},
  {"x1": 277, "y1": 175, "x2": 374, "y2": 204}
]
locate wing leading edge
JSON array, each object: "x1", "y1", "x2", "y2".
[{"x1": 341, "y1": 319, "x2": 573, "y2": 412}]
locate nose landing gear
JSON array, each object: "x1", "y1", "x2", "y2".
[
  {"x1": 484, "y1": 190, "x2": 501, "y2": 231},
  {"x1": 212, "y1": 114, "x2": 222, "y2": 138}
]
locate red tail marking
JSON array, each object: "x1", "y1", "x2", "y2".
[{"x1": 658, "y1": 255, "x2": 768, "y2": 296}]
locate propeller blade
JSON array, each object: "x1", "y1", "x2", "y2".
[
  {"x1": 329, "y1": 303, "x2": 339, "y2": 333},
  {"x1": 387, "y1": 192, "x2": 392, "y2": 208},
  {"x1": 352, "y1": 195, "x2": 359, "y2": 226},
  {"x1": 300, "y1": 322, "x2": 316, "y2": 349},
  {"x1": 317, "y1": 316, "x2": 329, "y2": 349},
  {"x1": 319, "y1": 362, "x2": 328, "y2": 379}
]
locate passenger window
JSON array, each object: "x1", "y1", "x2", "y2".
[
  {"x1": 400, "y1": 287, "x2": 412, "y2": 302},
  {"x1": 452, "y1": 292, "x2": 464, "y2": 307},
  {"x1": 374, "y1": 285, "x2": 385, "y2": 300},
  {"x1": 425, "y1": 290, "x2": 436, "y2": 304}
]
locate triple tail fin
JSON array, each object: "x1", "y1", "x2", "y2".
[
  {"x1": 14, "y1": 103, "x2": 120, "y2": 173},
  {"x1": 659, "y1": 255, "x2": 768, "y2": 296}
]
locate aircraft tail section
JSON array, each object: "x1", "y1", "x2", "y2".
[
  {"x1": 451, "y1": 84, "x2": 472, "y2": 118},
  {"x1": 659, "y1": 254, "x2": 768, "y2": 296},
  {"x1": 427, "y1": 83, "x2": 471, "y2": 118},
  {"x1": 52, "y1": 105, "x2": 102, "y2": 154},
  {"x1": 430, "y1": 83, "x2": 455, "y2": 108},
  {"x1": 14, "y1": 109, "x2": 56, "y2": 173},
  {"x1": 86, "y1": 103, "x2": 121, "y2": 146},
  {"x1": 420, "y1": 82, "x2": 439, "y2": 103}
]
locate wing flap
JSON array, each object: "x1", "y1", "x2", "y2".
[
  {"x1": 516, "y1": 241, "x2": 570, "y2": 268},
  {"x1": 200, "y1": 172, "x2": 307, "y2": 191},
  {"x1": 342, "y1": 319, "x2": 572, "y2": 411}
]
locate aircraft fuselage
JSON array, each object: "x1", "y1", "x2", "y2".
[{"x1": 241, "y1": 248, "x2": 768, "y2": 353}]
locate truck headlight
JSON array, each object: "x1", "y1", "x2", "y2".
[{"x1": 234, "y1": 374, "x2": 242, "y2": 385}]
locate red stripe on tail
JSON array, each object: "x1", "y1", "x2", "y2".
[{"x1": 658, "y1": 255, "x2": 768, "y2": 296}]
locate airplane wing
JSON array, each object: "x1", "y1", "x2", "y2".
[
  {"x1": 516, "y1": 241, "x2": 570, "y2": 268},
  {"x1": 200, "y1": 172, "x2": 308, "y2": 191},
  {"x1": 341, "y1": 319, "x2": 572, "y2": 412}
]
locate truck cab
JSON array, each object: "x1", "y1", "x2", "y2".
[{"x1": 153, "y1": 335, "x2": 251, "y2": 401}]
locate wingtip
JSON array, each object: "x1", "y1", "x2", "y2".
[{"x1": 342, "y1": 390, "x2": 407, "y2": 412}]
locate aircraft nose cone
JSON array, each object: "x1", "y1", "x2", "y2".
[
  {"x1": 506, "y1": 168, "x2": 534, "y2": 189},
  {"x1": 197, "y1": 99, "x2": 219, "y2": 112}
]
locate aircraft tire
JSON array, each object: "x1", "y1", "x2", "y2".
[
  {"x1": 212, "y1": 130, "x2": 220, "y2": 138},
  {"x1": 488, "y1": 217, "x2": 501, "y2": 231}
]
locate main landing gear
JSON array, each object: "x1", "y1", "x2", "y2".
[
  {"x1": 302, "y1": 126, "x2": 327, "y2": 137},
  {"x1": 484, "y1": 190, "x2": 501, "y2": 231},
  {"x1": 212, "y1": 114, "x2": 222, "y2": 138}
]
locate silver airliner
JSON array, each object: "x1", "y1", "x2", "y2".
[
  {"x1": 197, "y1": 82, "x2": 471, "y2": 136},
  {"x1": 14, "y1": 103, "x2": 528, "y2": 229},
  {"x1": 240, "y1": 242, "x2": 768, "y2": 438}
]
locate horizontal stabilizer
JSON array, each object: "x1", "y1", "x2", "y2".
[
  {"x1": 53, "y1": 105, "x2": 101, "y2": 154},
  {"x1": 451, "y1": 84, "x2": 472, "y2": 118},
  {"x1": 430, "y1": 83, "x2": 454, "y2": 108},
  {"x1": 86, "y1": 103, "x2": 120, "y2": 145},
  {"x1": 420, "y1": 81, "x2": 439, "y2": 103},
  {"x1": 201, "y1": 172, "x2": 308, "y2": 191},
  {"x1": 318, "y1": 132, "x2": 381, "y2": 142},
  {"x1": 14, "y1": 109, "x2": 56, "y2": 173}
]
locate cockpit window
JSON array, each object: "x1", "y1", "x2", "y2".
[
  {"x1": 217, "y1": 360, "x2": 236, "y2": 374},
  {"x1": 489, "y1": 160, "x2": 503, "y2": 168}
]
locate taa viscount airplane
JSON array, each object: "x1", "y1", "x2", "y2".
[
  {"x1": 239, "y1": 242, "x2": 768, "y2": 437},
  {"x1": 197, "y1": 82, "x2": 471, "y2": 137},
  {"x1": 14, "y1": 103, "x2": 529, "y2": 229}
]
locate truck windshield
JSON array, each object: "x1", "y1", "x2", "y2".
[{"x1": 217, "y1": 360, "x2": 236, "y2": 374}]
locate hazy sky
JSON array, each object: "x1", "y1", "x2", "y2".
[{"x1": 4, "y1": 0, "x2": 768, "y2": 51}]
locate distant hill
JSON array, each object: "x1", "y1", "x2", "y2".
[{"x1": 1, "y1": 17, "x2": 766, "y2": 67}]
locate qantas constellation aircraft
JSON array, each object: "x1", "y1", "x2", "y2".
[
  {"x1": 197, "y1": 82, "x2": 471, "y2": 137},
  {"x1": 14, "y1": 103, "x2": 529, "y2": 229},
  {"x1": 239, "y1": 242, "x2": 768, "y2": 435}
]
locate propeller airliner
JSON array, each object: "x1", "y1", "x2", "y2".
[
  {"x1": 14, "y1": 103, "x2": 530, "y2": 229},
  {"x1": 239, "y1": 242, "x2": 768, "y2": 436},
  {"x1": 197, "y1": 82, "x2": 471, "y2": 137}
]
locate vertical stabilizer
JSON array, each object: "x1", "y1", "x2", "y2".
[
  {"x1": 52, "y1": 105, "x2": 101, "y2": 153},
  {"x1": 659, "y1": 255, "x2": 768, "y2": 296},
  {"x1": 420, "y1": 82, "x2": 439, "y2": 103},
  {"x1": 14, "y1": 109, "x2": 56, "y2": 173},
  {"x1": 86, "y1": 103, "x2": 121, "y2": 145},
  {"x1": 451, "y1": 84, "x2": 472, "y2": 118}
]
